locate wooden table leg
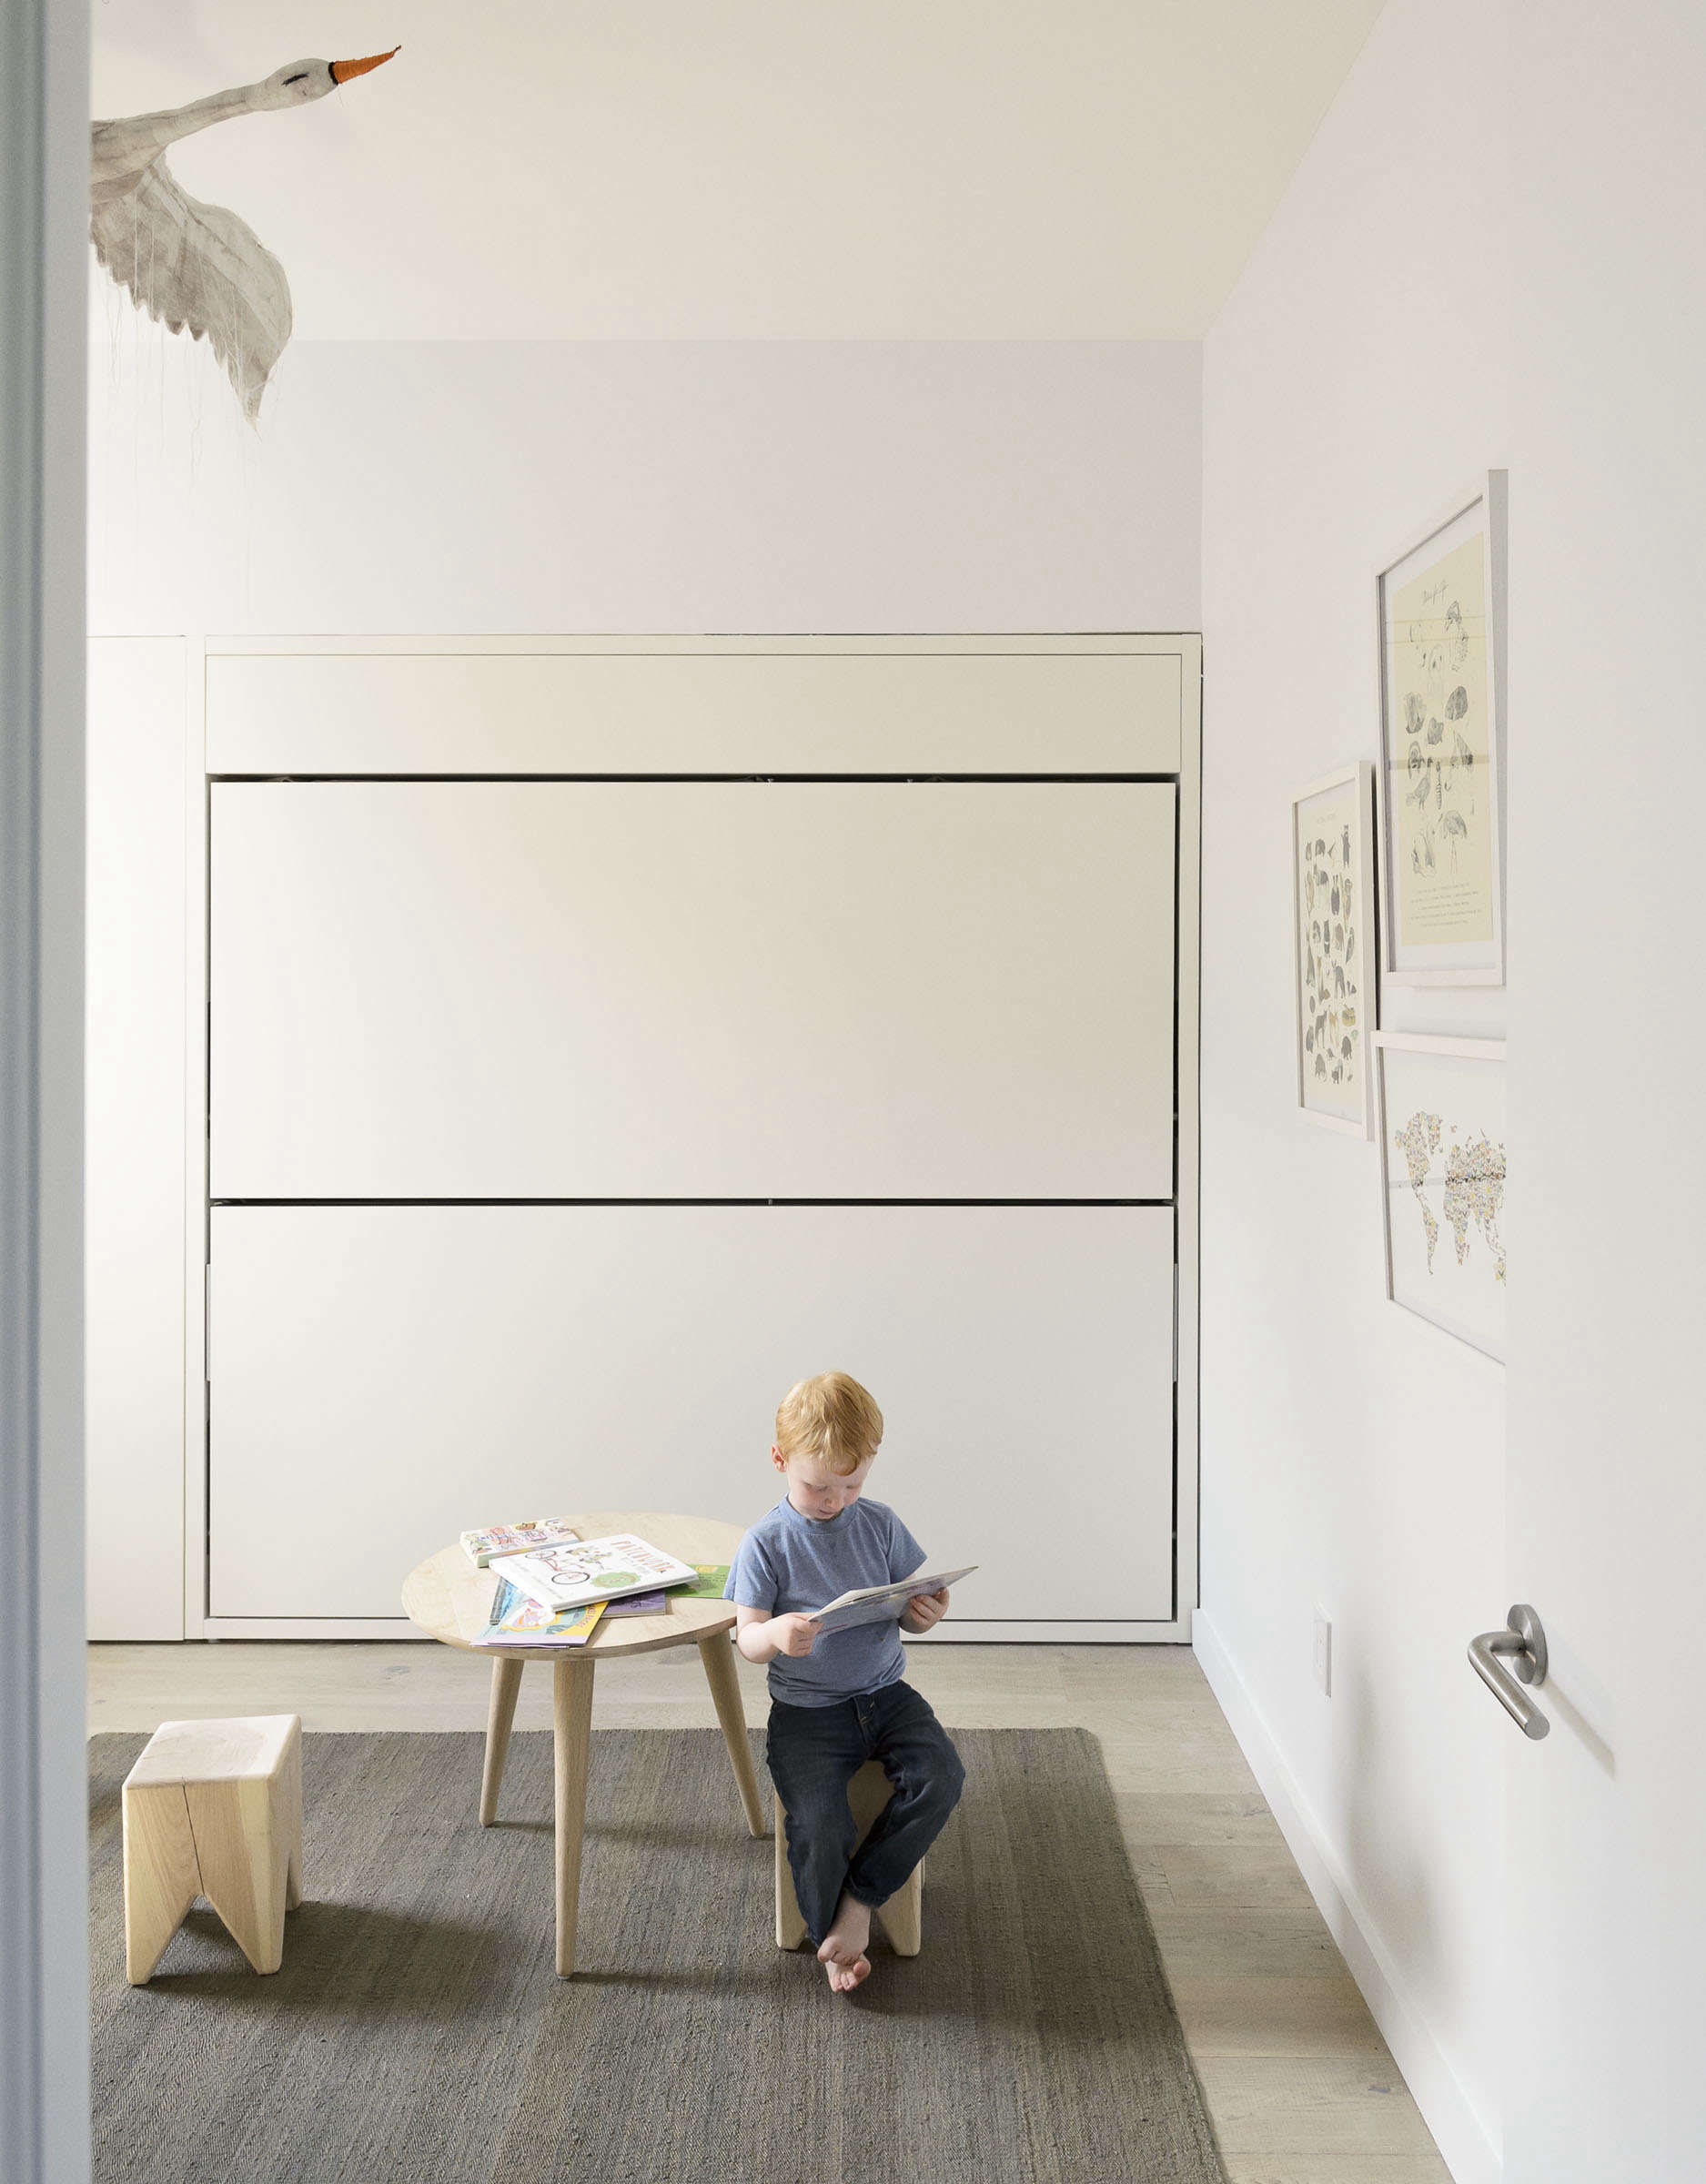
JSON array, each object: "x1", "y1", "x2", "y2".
[
  {"x1": 698, "y1": 1628, "x2": 764, "y2": 1838},
  {"x1": 552, "y1": 1653, "x2": 596, "y2": 1977},
  {"x1": 479, "y1": 1655, "x2": 524, "y2": 1825}
]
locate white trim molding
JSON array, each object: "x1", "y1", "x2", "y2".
[{"x1": 201, "y1": 1613, "x2": 1198, "y2": 1646}]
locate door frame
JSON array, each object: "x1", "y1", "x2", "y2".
[{"x1": 1, "y1": 0, "x2": 91, "y2": 2169}]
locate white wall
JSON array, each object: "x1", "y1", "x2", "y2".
[
  {"x1": 90, "y1": 1, "x2": 1385, "y2": 344},
  {"x1": 1503, "y1": 6, "x2": 1706, "y2": 2179},
  {"x1": 86, "y1": 334, "x2": 1201, "y2": 1636},
  {"x1": 89, "y1": 339, "x2": 1200, "y2": 634},
  {"x1": 1197, "y1": 3, "x2": 1509, "y2": 2179}
]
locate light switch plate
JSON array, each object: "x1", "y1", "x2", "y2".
[{"x1": 1313, "y1": 1606, "x2": 1333, "y2": 1696}]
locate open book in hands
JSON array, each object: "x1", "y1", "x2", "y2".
[{"x1": 809, "y1": 1565, "x2": 976, "y2": 1634}]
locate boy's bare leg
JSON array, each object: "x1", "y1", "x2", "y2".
[{"x1": 817, "y1": 1892, "x2": 873, "y2": 1991}]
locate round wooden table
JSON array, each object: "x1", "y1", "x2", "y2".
[{"x1": 401, "y1": 1510, "x2": 764, "y2": 1977}]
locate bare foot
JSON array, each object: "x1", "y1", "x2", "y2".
[{"x1": 817, "y1": 1894, "x2": 873, "y2": 1993}]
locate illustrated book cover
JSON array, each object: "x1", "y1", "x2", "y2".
[
  {"x1": 489, "y1": 1532, "x2": 702, "y2": 1612},
  {"x1": 460, "y1": 1519, "x2": 581, "y2": 1568},
  {"x1": 472, "y1": 1580, "x2": 607, "y2": 1648},
  {"x1": 601, "y1": 1563, "x2": 731, "y2": 1618}
]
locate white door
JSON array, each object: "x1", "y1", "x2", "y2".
[
  {"x1": 207, "y1": 1203, "x2": 1176, "y2": 1624},
  {"x1": 210, "y1": 782, "x2": 1177, "y2": 1201},
  {"x1": 1500, "y1": 61, "x2": 1706, "y2": 2172}
]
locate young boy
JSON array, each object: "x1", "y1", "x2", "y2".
[{"x1": 726, "y1": 1370, "x2": 965, "y2": 1993}]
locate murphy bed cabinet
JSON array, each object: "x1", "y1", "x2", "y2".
[{"x1": 181, "y1": 638, "x2": 1196, "y2": 1638}]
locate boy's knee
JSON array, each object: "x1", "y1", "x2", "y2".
[
  {"x1": 916, "y1": 1743, "x2": 964, "y2": 1816},
  {"x1": 789, "y1": 1799, "x2": 858, "y2": 1865}
]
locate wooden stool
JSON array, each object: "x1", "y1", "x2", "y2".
[
  {"x1": 774, "y1": 1757, "x2": 923, "y2": 1956},
  {"x1": 122, "y1": 1714, "x2": 303, "y2": 1984}
]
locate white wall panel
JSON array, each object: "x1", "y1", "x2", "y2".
[
  {"x1": 211, "y1": 781, "x2": 1176, "y2": 1201},
  {"x1": 90, "y1": 344, "x2": 1201, "y2": 639},
  {"x1": 208, "y1": 1204, "x2": 1174, "y2": 1623},
  {"x1": 206, "y1": 642, "x2": 1185, "y2": 776}
]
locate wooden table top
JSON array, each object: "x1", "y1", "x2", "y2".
[{"x1": 400, "y1": 1510, "x2": 747, "y2": 1660}]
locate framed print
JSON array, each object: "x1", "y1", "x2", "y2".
[
  {"x1": 1292, "y1": 762, "x2": 1377, "y2": 1138},
  {"x1": 1375, "y1": 1032, "x2": 1506, "y2": 1361},
  {"x1": 1375, "y1": 471, "x2": 1507, "y2": 986}
]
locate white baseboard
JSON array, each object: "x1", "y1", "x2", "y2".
[
  {"x1": 1192, "y1": 1609, "x2": 1500, "y2": 2184},
  {"x1": 184, "y1": 1616, "x2": 1196, "y2": 1644}
]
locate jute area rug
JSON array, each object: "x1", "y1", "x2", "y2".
[{"x1": 89, "y1": 1727, "x2": 1226, "y2": 2184}]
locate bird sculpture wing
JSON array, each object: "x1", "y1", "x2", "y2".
[{"x1": 90, "y1": 155, "x2": 293, "y2": 426}]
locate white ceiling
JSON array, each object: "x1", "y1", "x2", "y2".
[{"x1": 90, "y1": 1, "x2": 1385, "y2": 341}]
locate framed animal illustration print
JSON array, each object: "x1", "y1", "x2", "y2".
[{"x1": 1292, "y1": 762, "x2": 1377, "y2": 1138}]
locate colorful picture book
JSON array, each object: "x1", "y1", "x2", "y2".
[
  {"x1": 459, "y1": 1519, "x2": 581, "y2": 1568},
  {"x1": 601, "y1": 1563, "x2": 731, "y2": 1618},
  {"x1": 472, "y1": 1579, "x2": 607, "y2": 1649},
  {"x1": 810, "y1": 1564, "x2": 976, "y2": 1634},
  {"x1": 488, "y1": 1532, "x2": 701, "y2": 1613}
]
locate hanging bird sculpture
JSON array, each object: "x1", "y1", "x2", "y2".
[{"x1": 90, "y1": 49, "x2": 399, "y2": 425}]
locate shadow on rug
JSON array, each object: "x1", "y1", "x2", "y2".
[{"x1": 89, "y1": 1726, "x2": 1225, "y2": 2184}]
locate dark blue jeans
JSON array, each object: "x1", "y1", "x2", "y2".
[{"x1": 765, "y1": 1679, "x2": 965, "y2": 1946}]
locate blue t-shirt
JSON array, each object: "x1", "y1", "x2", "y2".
[{"x1": 725, "y1": 1495, "x2": 926, "y2": 1707}]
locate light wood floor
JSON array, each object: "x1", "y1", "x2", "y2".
[{"x1": 89, "y1": 1641, "x2": 1450, "y2": 2184}]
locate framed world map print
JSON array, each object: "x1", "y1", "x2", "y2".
[
  {"x1": 1376, "y1": 1032, "x2": 1506, "y2": 1360},
  {"x1": 1292, "y1": 763, "x2": 1376, "y2": 1138},
  {"x1": 1375, "y1": 472, "x2": 1507, "y2": 986}
]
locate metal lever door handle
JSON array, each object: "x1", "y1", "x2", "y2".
[{"x1": 1469, "y1": 1604, "x2": 1550, "y2": 1740}]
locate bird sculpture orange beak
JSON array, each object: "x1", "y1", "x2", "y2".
[{"x1": 330, "y1": 46, "x2": 399, "y2": 85}]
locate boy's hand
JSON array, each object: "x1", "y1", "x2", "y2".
[
  {"x1": 902, "y1": 1588, "x2": 949, "y2": 1633},
  {"x1": 770, "y1": 1612, "x2": 822, "y2": 1657}
]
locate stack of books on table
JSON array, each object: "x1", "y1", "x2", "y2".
[{"x1": 466, "y1": 1527, "x2": 731, "y2": 1649}]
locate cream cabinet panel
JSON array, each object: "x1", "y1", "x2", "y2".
[
  {"x1": 211, "y1": 783, "x2": 1176, "y2": 1200},
  {"x1": 207, "y1": 1205, "x2": 1176, "y2": 1623},
  {"x1": 86, "y1": 638, "x2": 187, "y2": 1638},
  {"x1": 206, "y1": 645, "x2": 1185, "y2": 775}
]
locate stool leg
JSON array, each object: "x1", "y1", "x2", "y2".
[
  {"x1": 281, "y1": 1717, "x2": 304, "y2": 1909},
  {"x1": 480, "y1": 1655, "x2": 524, "y2": 1825},
  {"x1": 189, "y1": 1774, "x2": 288, "y2": 1974},
  {"x1": 552, "y1": 1654, "x2": 596, "y2": 1977},
  {"x1": 697, "y1": 1628, "x2": 764, "y2": 1838},
  {"x1": 123, "y1": 1782, "x2": 201, "y2": 1986},
  {"x1": 773, "y1": 1803, "x2": 809, "y2": 1950},
  {"x1": 875, "y1": 1866, "x2": 923, "y2": 1957}
]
